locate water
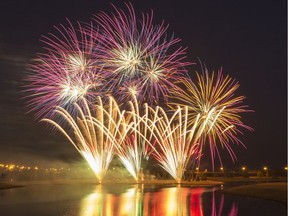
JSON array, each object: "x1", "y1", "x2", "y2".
[{"x1": 0, "y1": 184, "x2": 286, "y2": 216}]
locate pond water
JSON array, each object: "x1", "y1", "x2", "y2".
[{"x1": 0, "y1": 184, "x2": 286, "y2": 216}]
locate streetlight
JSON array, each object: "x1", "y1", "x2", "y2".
[
  {"x1": 263, "y1": 166, "x2": 268, "y2": 171},
  {"x1": 219, "y1": 167, "x2": 224, "y2": 177},
  {"x1": 241, "y1": 166, "x2": 247, "y2": 177}
]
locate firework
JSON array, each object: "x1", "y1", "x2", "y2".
[
  {"x1": 42, "y1": 94, "x2": 153, "y2": 182},
  {"x1": 114, "y1": 80, "x2": 143, "y2": 104},
  {"x1": 114, "y1": 95, "x2": 154, "y2": 181},
  {"x1": 93, "y1": 2, "x2": 190, "y2": 103},
  {"x1": 42, "y1": 96, "x2": 126, "y2": 183},
  {"x1": 170, "y1": 68, "x2": 253, "y2": 169},
  {"x1": 146, "y1": 105, "x2": 201, "y2": 183},
  {"x1": 23, "y1": 2, "x2": 253, "y2": 183},
  {"x1": 24, "y1": 20, "x2": 104, "y2": 119}
]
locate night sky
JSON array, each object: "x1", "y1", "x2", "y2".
[{"x1": 0, "y1": 0, "x2": 286, "y2": 169}]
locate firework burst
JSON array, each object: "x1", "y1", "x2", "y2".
[
  {"x1": 93, "y1": 2, "x2": 190, "y2": 103},
  {"x1": 170, "y1": 68, "x2": 253, "y2": 169},
  {"x1": 24, "y1": 20, "x2": 104, "y2": 119},
  {"x1": 113, "y1": 80, "x2": 142, "y2": 104}
]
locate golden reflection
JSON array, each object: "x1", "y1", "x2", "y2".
[
  {"x1": 80, "y1": 185, "x2": 237, "y2": 216},
  {"x1": 80, "y1": 185, "x2": 114, "y2": 216},
  {"x1": 119, "y1": 186, "x2": 143, "y2": 216},
  {"x1": 147, "y1": 186, "x2": 190, "y2": 216}
]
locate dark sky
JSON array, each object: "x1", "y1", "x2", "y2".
[{"x1": 0, "y1": 0, "x2": 286, "y2": 169}]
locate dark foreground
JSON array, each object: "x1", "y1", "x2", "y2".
[{"x1": 220, "y1": 182, "x2": 287, "y2": 205}]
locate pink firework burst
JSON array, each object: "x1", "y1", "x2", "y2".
[
  {"x1": 23, "y1": 20, "x2": 105, "y2": 119},
  {"x1": 113, "y1": 80, "x2": 143, "y2": 104},
  {"x1": 92, "y1": 2, "x2": 191, "y2": 104}
]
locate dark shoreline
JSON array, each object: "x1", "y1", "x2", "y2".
[{"x1": 0, "y1": 183, "x2": 25, "y2": 190}]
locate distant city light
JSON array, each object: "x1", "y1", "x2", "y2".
[{"x1": 0, "y1": 162, "x2": 65, "y2": 173}]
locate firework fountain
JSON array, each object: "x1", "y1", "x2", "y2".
[
  {"x1": 24, "y1": 3, "x2": 252, "y2": 183},
  {"x1": 42, "y1": 96, "x2": 127, "y2": 183},
  {"x1": 114, "y1": 95, "x2": 153, "y2": 181},
  {"x1": 145, "y1": 105, "x2": 202, "y2": 183}
]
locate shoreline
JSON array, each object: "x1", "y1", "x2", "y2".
[{"x1": 0, "y1": 179, "x2": 224, "y2": 188}]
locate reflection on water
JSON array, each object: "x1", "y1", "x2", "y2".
[
  {"x1": 80, "y1": 185, "x2": 237, "y2": 216},
  {"x1": 0, "y1": 184, "x2": 286, "y2": 216}
]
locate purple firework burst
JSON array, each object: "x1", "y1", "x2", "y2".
[
  {"x1": 24, "y1": 20, "x2": 105, "y2": 119},
  {"x1": 92, "y1": 2, "x2": 191, "y2": 104}
]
